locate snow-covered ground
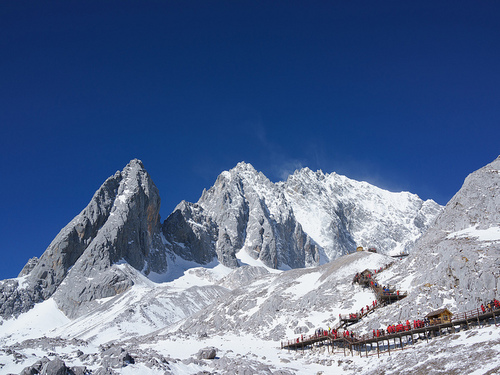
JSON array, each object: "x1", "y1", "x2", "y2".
[
  {"x1": 2, "y1": 250, "x2": 498, "y2": 374},
  {"x1": 3, "y1": 209, "x2": 500, "y2": 375},
  {"x1": 447, "y1": 225, "x2": 500, "y2": 243}
]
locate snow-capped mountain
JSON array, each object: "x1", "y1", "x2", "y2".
[
  {"x1": 1, "y1": 157, "x2": 499, "y2": 375},
  {"x1": 282, "y1": 167, "x2": 442, "y2": 259},
  {"x1": 165, "y1": 161, "x2": 442, "y2": 270},
  {"x1": 0, "y1": 159, "x2": 441, "y2": 320}
]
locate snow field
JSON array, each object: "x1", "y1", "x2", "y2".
[{"x1": 0, "y1": 298, "x2": 70, "y2": 346}]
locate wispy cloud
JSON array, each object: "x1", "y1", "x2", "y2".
[{"x1": 243, "y1": 120, "x2": 307, "y2": 181}]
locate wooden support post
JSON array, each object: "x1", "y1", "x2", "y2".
[
  {"x1": 466, "y1": 312, "x2": 470, "y2": 330},
  {"x1": 376, "y1": 339, "x2": 380, "y2": 358},
  {"x1": 493, "y1": 310, "x2": 497, "y2": 326},
  {"x1": 477, "y1": 308, "x2": 481, "y2": 327},
  {"x1": 387, "y1": 339, "x2": 390, "y2": 355}
]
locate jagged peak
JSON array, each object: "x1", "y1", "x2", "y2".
[
  {"x1": 125, "y1": 158, "x2": 145, "y2": 170},
  {"x1": 232, "y1": 161, "x2": 257, "y2": 173},
  {"x1": 120, "y1": 159, "x2": 147, "y2": 178},
  {"x1": 116, "y1": 159, "x2": 158, "y2": 198},
  {"x1": 289, "y1": 167, "x2": 423, "y2": 200},
  {"x1": 289, "y1": 166, "x2": 342, "y2": 184},
  {"x1": 215, "y1": 162, "x2": 270, "y2": 187}
]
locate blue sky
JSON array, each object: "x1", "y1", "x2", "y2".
[{"x1": 1, "y1": 1, "x2": 499, "y2": 279}]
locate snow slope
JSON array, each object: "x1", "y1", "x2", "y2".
[
  {"x1": 2, "y1": 249, "x2": 499, "y2": 375},
  {"x1": 282, "y1": 167, "x2": 442, "y2": 259}
]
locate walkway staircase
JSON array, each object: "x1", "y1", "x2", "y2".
[{"x1": 281, "y1": 264, "x2": 500, "y2": 357}]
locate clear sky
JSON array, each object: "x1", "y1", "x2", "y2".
[{"x1": 1, "y1": 1, "x2": 499, "y2": 280}]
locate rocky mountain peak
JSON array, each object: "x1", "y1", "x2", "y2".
[
  {"x1": 434, "y1": 155, "x2": 500, "y2": 232},
  {"x1": 382, "y1": 155, "x2": 500, "y2": 315},
  {"x1": 233, "y1": 161, "x2": 257, "y2": 173},
  {"x1": 164, "y1": 163, "x2": 320, "y2": 270},
  {"x1": 164, "y1": 161, "x2": 442, "y2": 271},
  {"x1": 282, "y1": 166, "x2": 442, "y2": 259},
  {"x1": 220, "y1": 161, "x2": 270, "y2": 187},
  {"x1": 0, "y1": 159, "x2": 169, "y2": 319}
]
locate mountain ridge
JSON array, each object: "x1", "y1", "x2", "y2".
[{"x1": 0, "y1": 159, "x2": 442, "y2": 319}]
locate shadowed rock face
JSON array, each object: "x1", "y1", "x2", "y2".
[
  {"x1": 162, "y1": 201, "x2": 218, "y2": 265},
  {"x1": 0, "y1": 159, "x2": 168, "y2": 318}
]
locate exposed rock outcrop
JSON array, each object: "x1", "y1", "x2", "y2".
[
  {"x1": 196, "y1": 347, "x2": 217, "y2": 360},
  {"x1": 406, "y1": 156, "x2": 500, "y2": 309},
  {"x1": 162, "y1": 201, "x2": 218, "y2": 265},
  {"x1": 164, "y1": 162, "x2": 321, "y2": 269},
  {"x1": 360, "y1": 155, "x2": 500, "y2": 327},
  {"x1": 0, "y1": 159, "x2": 169, "y2": 318}
]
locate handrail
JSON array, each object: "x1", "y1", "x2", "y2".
[{"x1": 283, "y1": 301, "x2": 499, "y2": 348}]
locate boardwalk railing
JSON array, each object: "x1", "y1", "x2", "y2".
[{"x1": 282, "y1": 304, "x2": 500, "y2": 353}]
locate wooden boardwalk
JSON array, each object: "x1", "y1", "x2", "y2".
[
  {"x1": 282, "y1": 306, "x2": 500, "y2": 356},
  {"x1": 282, "y1": 265, "x2": 500, "y2": 356},
  {"x1": 335, "y1": 265, "x2": 408, "y2": 329}
]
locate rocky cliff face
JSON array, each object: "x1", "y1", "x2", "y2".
[
  {"x1": 0, "y1": 159, "x2": 168, "y2": 318},
  {"x1": 163, "y1": 162, "x2": 320, "y2": 269},
  {"x1": 359, "y1": 156, "x2": 500, "y2": 328},
  {"x1": 406, "y1": 156, "x2": 500, "y2": 309}
]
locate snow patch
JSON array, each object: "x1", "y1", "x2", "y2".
[
  {"x1": 447, "y1": 225, "x2": 500, "y2": 242},
  {"x1": 0, "y1": 299, "x2": 70, "y2": 346}
]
